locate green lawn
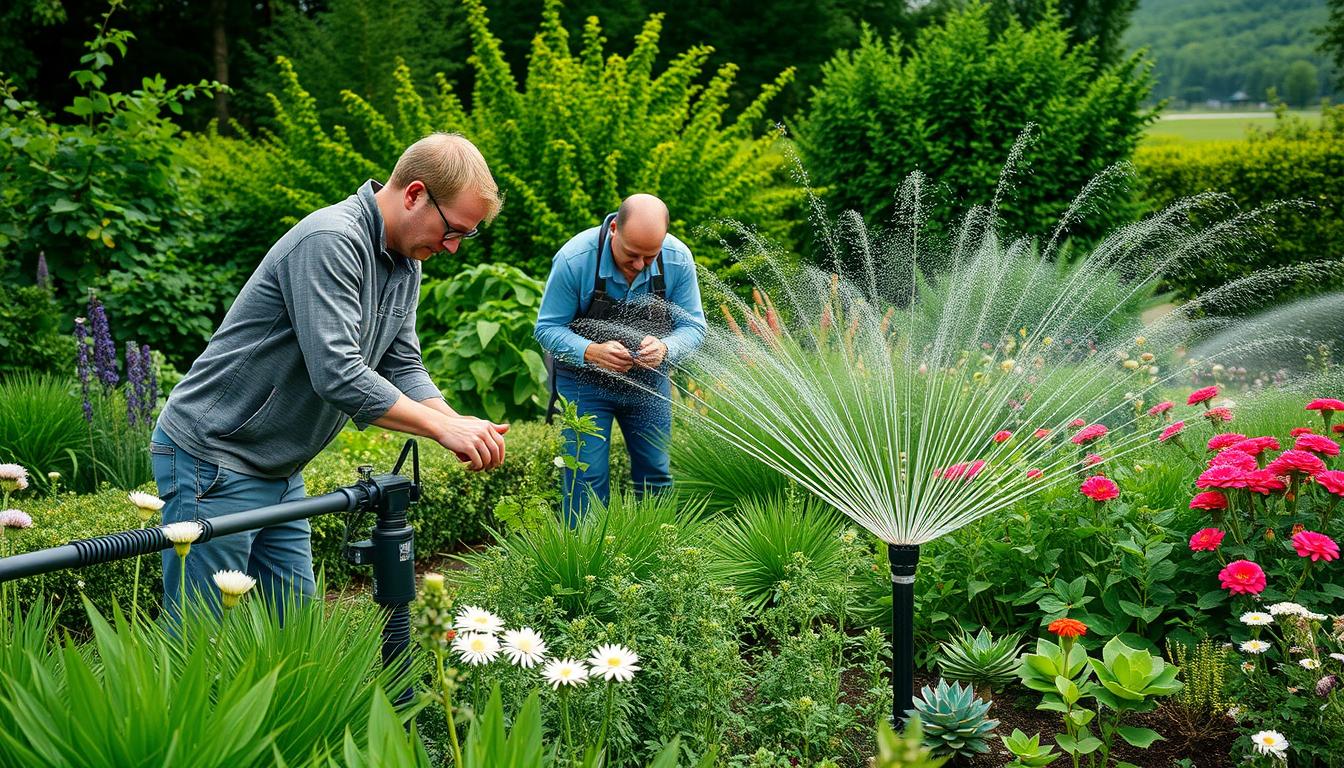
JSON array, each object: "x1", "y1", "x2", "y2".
[{"x1": 1142, "y1": 110, "x2": 1322, "y2": 144}]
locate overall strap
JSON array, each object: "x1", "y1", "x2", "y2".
[
  {"x1": 593, "y1": 212, "x2": 617, "y2": 294},
  {"x1": 650, "y1": 251, "x2": 667, "y2": 298}
]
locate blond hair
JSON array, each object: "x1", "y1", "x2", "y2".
[{"x1": 388, "y1": 133, "x2": 502, "y2": 222}]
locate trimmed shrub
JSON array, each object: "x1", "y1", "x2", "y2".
[
  {"x1": 183, "y1": 0, "x2": 806, "y2": 281},
  {"x1": 797, "y1": 2, "x2": 1155, "y2": 252},
  {"x1": 0, "y1": 286, "x2": 72, "y2": 378},
  {"x1": 1133, "y1": 105, "x2": 1344, "y2": 303}
]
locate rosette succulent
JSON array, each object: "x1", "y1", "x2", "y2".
[
  {"x1": 937, "y1": 627, "x2": 1024, "y2": 698},
  {"x1": 906, "y1": 678, "x2": 999, "y2": 758}
]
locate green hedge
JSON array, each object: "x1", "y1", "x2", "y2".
[{"x1": 1134, "y1": 106, "x2": 1344, "y2": 303}]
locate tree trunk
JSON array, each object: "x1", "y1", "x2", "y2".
[{"x1": 211, "y1": 0, "x2": 231, "y2": 133}]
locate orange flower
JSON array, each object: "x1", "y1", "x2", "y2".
[{"x1": 1048, "y1": 618, "x2": 1088, "y2": 639}]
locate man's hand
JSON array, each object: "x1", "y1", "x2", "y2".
[
  {"x1": 584, "y1": 340, "x2": 634, "y2": 372},
  {"x1": 634, "y1": 336, "x2": 667, "y2": 369},
  {"x1": 437, "y1": 416, "x2": 509, "y2": 471}
]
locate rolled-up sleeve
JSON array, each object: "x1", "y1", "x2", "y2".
[
  {"x1": 662, "y1": 257, "x2": 707, "y2": 364},
  {"x1": 274, "y1": 232, "x2": 403, "y2": 425},
  {"x1": 376, "y1": 302, "x2": 444, "y2": 403},
  {"x1": 534, "y1": 253, "x2": 593, "y2": 366}
]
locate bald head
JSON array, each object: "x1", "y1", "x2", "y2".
[{"x1": 614, "y1": 194, "x2": 670, "y2": 253}]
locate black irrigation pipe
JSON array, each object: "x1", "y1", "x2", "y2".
[{"x1": 0, "y1": 439, "x2": 425, "y2": 707}]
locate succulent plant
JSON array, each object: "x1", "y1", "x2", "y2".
[
  {"x1": 906, "y1": 678, "x2": 1000, "y2": 758},
  {"x1": 873, "y1": 716, "x2": 950, "y2": 768},
  {"x1": 1001, "y1": 728, "x2": 1061, "y2": 767},
  {"x1": 937, "y1": 627, "x2": 1023, "y2": 697}
]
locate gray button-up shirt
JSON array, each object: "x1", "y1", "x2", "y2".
[{"x1": 157, "y1": 180, "x2": 442, "y2": 478}]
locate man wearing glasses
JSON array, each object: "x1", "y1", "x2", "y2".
[
  {"x1": 151, "y1": 133, "x2": 507, "y2": 617},
  {"x1": 535, "y1": 194, "x2": 707, "y2": 524}
]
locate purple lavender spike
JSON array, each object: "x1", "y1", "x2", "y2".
[
  {"x1": 125, "y1": 341, "x2": 141, "y2": 427},
  {"x1": 74, "y1": 318, "x2": 94, "y2": 424},
  {"x1": 87, "y1": 292, "x2": 119, "y2": 392}
]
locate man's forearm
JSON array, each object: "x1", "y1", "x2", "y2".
[
  {"x1": 420, "y1": 397, "x2": 461, "y2": 418},
  {"x1": 371, "y1": 395, "x2": 450, "y2": 439}
]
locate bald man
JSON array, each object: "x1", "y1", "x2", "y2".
[{"x1": 534, "y1": 195, "x2": 707, "y2": 523}]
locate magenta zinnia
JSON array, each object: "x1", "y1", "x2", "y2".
[
  {"x1": 1209, "y1": 450, "x2": 1258, "y2": 472},
  {"x1": 1189, "y1": 528, "x2": 1225, "y2": 552},
  {"x1": 1290, "y1": 427, "x2": 1314, "y2": 438},
  {"x1": 1197, "y1": 465, "x2": 1249, "y2": 489},
  {"x1": 1316, "y1": 470, "x2": 1344, "y2": 497},
  {"x1": 1148, "y1": 401, "x2": 1174, "y2": 416},
  {"x1": 993, "y1": 430, "x2": 1013, "y2": 443},
  {"x1": 1204, "y1": 407, "x2": 1233, "y2": 423},
  {"x1": 1294, "y1": 434, "x2": 1340, "y2": 457},
  {"x1": 1188, "y1": 385, "x2": 1219, "y2": 407},
  {"x1": 1190, "y1": 491, "x2": 1228, "y2": 510},
  {"x1": 1306, "y1": 398, "x2": 1344, "y2": 414},
  {"x1": 1208, "y1": 433, "x2": 1247, "y2": 451},
  {"x1": 1080, "y1": 475, "x2": 1119, "y2": 502},
  {"x1": 1233, "y1": 436, "x2": 1280, "y2": 456},
  {"x1": 1071, "y1": 423, "x2": 1108, "y2": 444},
  {"x1": 1159, "y1": 421, "x2": 1185, "y2": 442},
  {"x1": 1266, "y1": 449, "x2": 1326, "y2": 477},
  {"x1": 1291, "y1": 530, "x2": 1339, "y2": 562},
  {"x1": 1033, "y1": 428, "x2": 1051, "y2": 440},
  {"x1": 1218, "y1": 560, "x2": 1267, "y2": 595},
  {"x1": 1243, "y1": 470, "x2": 1288, "y2": 495}
]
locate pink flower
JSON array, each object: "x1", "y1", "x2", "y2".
[
  {"x1": 1244, "y1": 470, "x2": 1288, "y2": 495},
  {"x1": 1208, "y1": 433, "x2": 1247, "y2": 451},
  {"x1": 1266, "y1": 449, "x2": 1327, "y2": 477},
  {"x1": 1306, "y1": 398, "x2": 1344, "y2": 414},
  {"x1": 1316, "y1": 470, "x2": 1344, "y2": 497},
  {"x1": 965, "y1": 459, "x2": 986, "y2": 479},
  {"x1": 1189, "y1": 491, "x2": 1228, "y2": 510},
  {"x1": 1148, "y1": 401, "x2": 1175, "y2": 416},
  {"x1": 0, "y1": 509, "x2": 33, "y2": 529},
  {"x1": 1026, "y1": 468, "x2": 1043, "y2": 480},
  {"x1": 1084, "y1": 453, "x2": 1104, "y2": 467},
  {"x1": 1204, "y1": 407, "x2": 1233, "y2": 423},
  {"x1": 1071, "y1": 423, "x2": 1108, "y2": 445},
  {"x1": 1291, "y1": 531, "x2": 1339, "y2": 562},
  {"x1": 1233, "y1": 436, "x2": 1280, "y2": 456},
  {"x1": 1188, "y1": 385, "x2": 1220, "y2": 406},
  {"x1": 1209, "y1": 450, "x2": 1258, "y2": 472},
  {"x1": 993, "y1": 430, "x2": 1013, "y2": 443},
  {"x1": 1033, "y1": 428, "x2": 1051, "y2": 440},
  {"x1": 1159, "y1": 421, "x2": 1186, "y2": 442},
  {"x1": 1294, "y1": 434, "x2": 1341, "y2": 457},
  {"x1": 1290, "y1": 427, "x2": 1315, "y2": 438},
  {"x1": 937, "y1": 460, "x2": 987, "y2": 481},
  {"x1": 1218, "y1": 560, "x2": 1267, "y2": 595},
  {"x1": 1080, "y1": 475, "x2": 1119, "y2": 502},
  {"x1": 1069, "y1": 418, "x2": 1086, "y2": 429},
  {"x1": 1189, "y1": 528, "x2": 1225, "y2": 552},
  {"x1": 1197, "y1": 465, "x2": 1250, "y2": 489},
  {"x1": 1335, "y1": 424, "x2": 1344, "y2": 435}
]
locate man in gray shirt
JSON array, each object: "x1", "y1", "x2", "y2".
[{"x1": 151, "y1": 133, "x2": 507, "y2": 616}]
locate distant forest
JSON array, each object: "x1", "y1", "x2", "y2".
[{"x1": 1125, "y1": 0, "x2": 1339, "y2": 106}]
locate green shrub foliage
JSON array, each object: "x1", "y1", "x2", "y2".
[
  {"x1": 797, "y1": 2, "x2": 1155, "y2": 252},
  {"x1": 1134, "y1": 105, "x2": 1344, "y2": 303},
  {"x1": 188, "y1": 0, "x2": 806, "y2": 280}
]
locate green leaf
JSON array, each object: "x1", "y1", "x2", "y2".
[
  {"x1": 476, "y1": 319, "x2": 501, "y2": 349},
  {"x1": 49, "y1": 198, "x2": 80, "y2": 214},
  {"x1": 1117, "y1": 726, "x2": 1163, "y2": 748},
  {"x1": 1196, "y1": 589, "x2": 1228, "y2": 609}
]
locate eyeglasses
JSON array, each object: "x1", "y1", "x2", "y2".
[{"x1": 424, "y1": 186, "x2": 479, "y2": 245}]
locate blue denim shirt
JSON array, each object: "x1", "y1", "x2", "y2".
[{"x1": 534, "y1": 224, "x2": 707, "y2": 367}]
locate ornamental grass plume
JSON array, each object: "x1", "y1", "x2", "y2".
[
  {"x1": 1079, "y1": 475, "x2": 1118, "y2": 502},
  {"x1": 1291, "y1": 530, "x2": 1339, "y2": 562},
  {"x1": 213, "y1": 569, "x2": 257, "y2": 609},
  {"x1": 1189, "y1": 528, "x2": 1225, "y2": 552},
  {"x1": 1219, "y1": 560, "x2": 1267, "y2": 595}
]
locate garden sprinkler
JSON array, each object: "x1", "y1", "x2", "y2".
[
  {"x1": 0, "y1": 439, "x2": 424, "y2": 707},
  {"x1": 888, "y1": 544, "x2": 919, "y2": 721}
]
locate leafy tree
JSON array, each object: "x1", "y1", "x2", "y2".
[
  {"x1": 186, "y1": 0, "x2": 807, "y2": 280},
  {"x1": 0, "y1": 1, "x2": 235, "y2": 365},
  {"x1": 1322, "y1": 0, "x2": 1344, "y2": 90},
  {"x1": 989, "y1": 0, "x2": 1140, "y2": 65},
  {"x1": 797, "y1": 1, "x2": 1155, "y2": 258},
  {"x1": 1284, "y1": 60, "x2": 1322, "y2": 106}
]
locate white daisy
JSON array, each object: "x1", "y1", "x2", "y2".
[
  {"x1": 0, "y1": 463, "x2": 29, "y2": 492},
  {"x1": 552, "y1": 456, "x2": 566, "y2": 468},
  {"x1": 128, "y1": 491, "x2": 165, "y2": 522},
  {"x1": 454, "y1": 605, "x2": 504, "y2": 635},
  {"x1": 1240, "y1": 612, "x2": 1274, "y2": 626},
  {"x1": 161, "y1": 521, "x2": 202, "y2": 557},
  {"x1": 1267, "y1": 602, "x2": 1308, "y2": 617},
  {"x1": 1304, "y1": 611, "x2": 1328, "y2": 621},
  {"x1": 587, "y1": 643, "x2": 641, "y2": 683},
  {"x1": 1330, "y1": 653, "x2": 1344, "y2": 663},
  {"x1": 1240, "y1": 640, "x2": 1271, "y2": 654},
  {"x1": 1250, "y1": 730, "x2": 1288, "y2": 758},
  {"x1": 212, "y1": 569, "x2": 256, "y2": 609},
  {"x1": 542, "y1": 658, "x2": 590, "y2": 688},
  {"x1": 1299, "y1": 658, "x2": 1321, "y2": 670},
  {"x1": 501, "y1": 627, "x2": 548, "y2": 668},
  {"x1": 452, "y1": 632, "x2": 500, "y2": 665}
]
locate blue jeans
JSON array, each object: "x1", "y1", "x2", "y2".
[
  {"x1": 150, "y1": 425, "x2": 315, "y2": 620},
  {"x1": 555, "y1": 370, "x2": 673, "y2": 526}
]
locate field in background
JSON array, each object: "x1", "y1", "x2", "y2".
[{"x1": 1143, "y1": 110, "x2": 1323, "y2": 143}]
